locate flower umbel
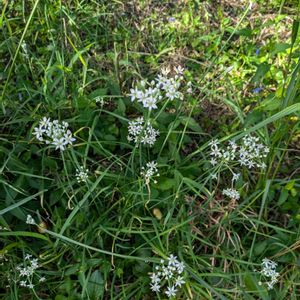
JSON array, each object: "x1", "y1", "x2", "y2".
[
  {"x1": 222, "y1": 188, "x2": 240, "y2": 200},
  {"x1": 141, "y1": 161, "x2": 160, "y2": 184},
  {"x1": 16, "y1": 254, "x2": 46, "y2": 289},
  {"x1": 76, "y1": 166, "x2": 89, "y2": 183},
  {"x1": 26, "y1": 215, "x2": 36, "y2": 225},
  {"x1": 128, "y1": 66, "x2": 189, "y2": 111},
  {"x1": 209, "y1": 134, "x2": 269, "y2": 170},
  {"x1": 258, "y1": 258, "x2": 279, "y2": 290},
  {"x1": 127, "y1": 117, "x2": 159, "y2": 147},
  {"x1": 32, "y1": 117, "x2": 76, "y2": 151},
  {"x1": 149, "y1": 254, "x2": 185, "y2": 298}
]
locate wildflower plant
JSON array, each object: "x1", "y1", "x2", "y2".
[
  {"x1": 16, "y1": 254, "x2": 46, "y2": 289},
  {"x1": 149, "y1": 254, "x2": 185, "y2": 298},
  {"x1": 32, "y1": 117, "x2": 76, "y2": 151},
  {"x1": 3, "y1": 2, "x2": 299, "y2": 299},
  {"x1": 258, "y1": 258, "x2": 280, "y2": 290}
]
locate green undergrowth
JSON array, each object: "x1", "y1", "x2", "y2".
[{"x1": 0, "y1": 1, "x2": 300, "y2": 299}]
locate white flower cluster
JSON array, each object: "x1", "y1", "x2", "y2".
[
  {"x1": 21, "y1": 41, "x2": 29, "y2": 59},
  {"x1": 32, "y1": 117, "x2": 76, "y2": 151},
  {"x1": 127, "y1": 117, "x2": 159, "y2": 147},
  {"x1": 222, "y1": 188, "x2": 240, "y2": 200},
  {"x1": 150, "y1": 254, "x2": 185, "y2": 298},
  {"x1": 76, "y1": 166, "x2": 89, "y2": 183},
  {"x1": 129, "y1": 66, "x2": 187, "y2": 110},
  {"x1": 209, "y1": 134, "x2": 269, "y2": 170},
  {"x1": 17, "y1": 254, "x2": 46, "y2": 289},
  {"x1": 258, "y1": 258, "x2": 279, "y2": 290},
  {"x1": 26, "y1": 214, "x2": 36, "y2": 225},
  {"x1": 94, "y1": 96, "x2": 105, "y2": 106},
  {"x1": 141, "y1": 161, "x2": 160, "y2": 184}
]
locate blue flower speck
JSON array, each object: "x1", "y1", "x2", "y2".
[
  {"x1": 252, "y1": 87, "x2": 263, "y2": 93},
  {"x1": 168, "y1": 17, "x2": 176, "y2": 23}
]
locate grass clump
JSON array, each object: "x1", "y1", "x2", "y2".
[{"x1": 0, "y1": 1, "x2": 300, "y2": 299}]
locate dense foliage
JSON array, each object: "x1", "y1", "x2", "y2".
[{"x1": 1, "y1": 1, "x2": 300, "y2": 299}]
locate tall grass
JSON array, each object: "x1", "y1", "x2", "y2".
[{"x1": 0, "y1": 1, "x2": 299, "y2": 299}]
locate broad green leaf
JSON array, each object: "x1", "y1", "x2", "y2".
[
  {"x1": 87, "y1": 270, "x2": 104, "y2": 299},
  {"x1": 251, "y1": 63, "x2": 270, "y2": 84},
  {"x1": 179, "y1": 116, "x2": 202, "y2": 132},
  {"x1": 157, "y1": 178, "x2": 176, "y2": 191}
]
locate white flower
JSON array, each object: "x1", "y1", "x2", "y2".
[
  {"x1": 260, "y1": 162, "x2": 267, "y2": 169},
  {"x1": 161, "y1": 67, "x2": 171, "y2": 76},
  {"x1": 174, "y1": 66, "x2": 184, "y2": 74},
  {"x1": 40, "y1": 117, "x2": 51, "y2": 128},
  {"x1": 150, "y1": 272, "x2": 161, "y2": 283},
  {"x1": 95, "y1": 96, "x2": 105, "y2": 106},
  {"x1": 129, "y1": 87, "x2": 142, "y2": 102},
  {"x1": 222, "y1": 188, "x2": 240, "y2": 200},
  {"x1": 26, "y1": 215, "x2": 36, "y2": 225},
  {"x1": 175, "y1": 261, "x2": 185, "y2": 274},
  {"x1": 128, "y1": 65, "x2": 187, "y2": 111},
  {"x1": 30, "y1": 258, "x2": 39, "y2": 269},
  {"x1": 210, "y1": 147, "x2": 221, "y2": 157},
  {"x1": 32, "y1": 126, "x2": 45, "y2": 141},
  {"x1": 76, "y1": 166, "x2": 89, "y2": 183},
  {"x1": 19, "y1": 268, "x2": 29, "y2": 276},
  {"x1": 17, "y1": 254, "x2": 44, "y2": 289},
  {"x1": 129, "y1": 84, "x2": 160, "y2": 110},
  {"x1": 52, "y1": 137, "x2": 66, "y2": 151},
  {"x1": 25, "y1": 254, "x2": 32, "y2": 260},
  {"x1": 209, "y1": 139, "x2": 219, "y2": 148},
  {"x1": 63, "y1": 130, "x2": 76, "y2": 145},
  {"x1": 175, "y1": 276, "x2": 185, "y2": 287},
  {"x1": 162, "y1": 266, "x2": 174, "y2": 279},
  {"x1": 168, "y1": 254, "x2": 178, "y2": 266},
  {"x1": 20, "y1": 280, "x2": 27, "y2": 287},
  {"x1": 165, "y1": 285, "x2": 177, "y2": 298},
  {"x1": 140, "y1": 122, "x2": 159, "y2": 146},
  {"x1": 211, "y1": 173, "x2": 218, "y2": 180},
  {"x1": 210, "y1": 158, "x2": 218, "y2": 166},
  {"x1": 142, "y1": 96, "x2": 157, "y2": 110},
  {"x1": 232, "y1": 173, "x2": 240, "y2": 181},
  {"x1": 27, "y1": 283, "x2": 34, "y2": 289},
  {"x1": 187, "y1": 81, "x2": 193, "y2": 94},
  {"x1": 150, "y1": 283, "x2": 161, "y2": 292}
]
